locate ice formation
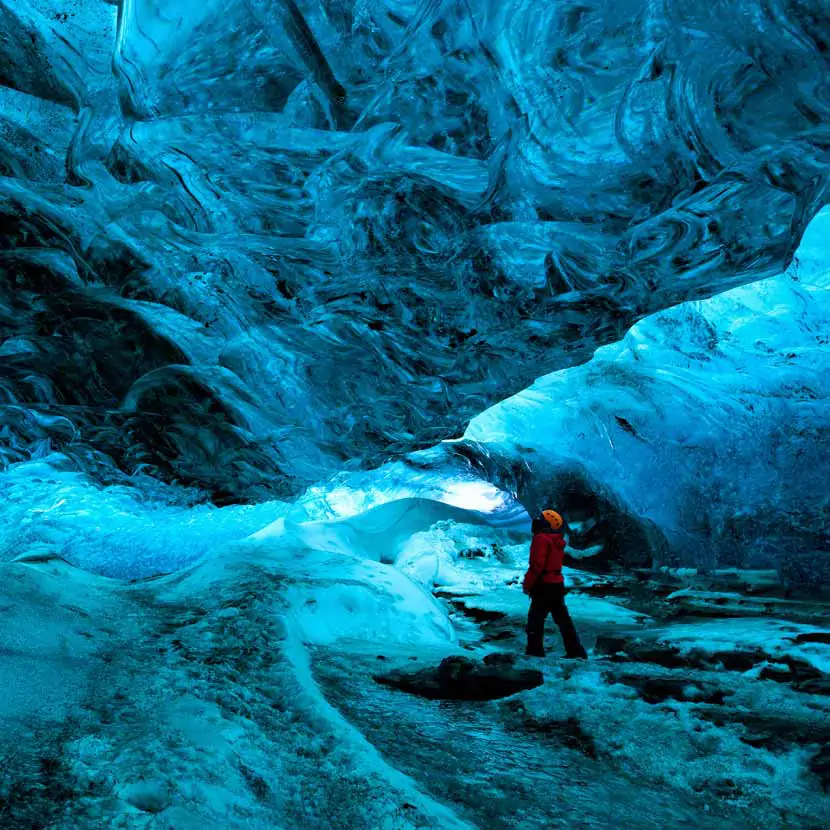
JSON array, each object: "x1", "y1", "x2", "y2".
[
  {"x1": 464, "y1": 208, "x2": 830, "y2": 582},
  {"x1": 3, "y1": 1, "x2": 830, "y2": 500},
  {"x1": 2, "y1": 4, "x2": 830, "y2": 829}
]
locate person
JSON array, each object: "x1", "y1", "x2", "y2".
[{"x1": 522, "y1": 509, "x2": 587, "y2": 659}]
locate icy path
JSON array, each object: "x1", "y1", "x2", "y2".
[
  {"x1": 299, "y1": 531, "x2": 829, "y2": 829},
  {"x1": 1, "y1": 505, "x2": 827, "y2": 828},
  {"x1": 311, "y1": 649, "x2": 738, "y2": 830}
]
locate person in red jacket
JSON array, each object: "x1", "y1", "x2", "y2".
[{"x1": 522, "y1": 509, "x2": 587, "y2": 659}]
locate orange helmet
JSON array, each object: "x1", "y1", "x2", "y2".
[{"x1": 542, "y1": 510, "x2": 563, "y2": 530}]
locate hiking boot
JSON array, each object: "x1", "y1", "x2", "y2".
[{"x1": 565, "y1": 648, "x2": 588, "y2": 660}]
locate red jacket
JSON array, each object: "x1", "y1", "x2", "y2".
[{"x1": 522, "y1": 530, "x2": 565, "y2": 593}]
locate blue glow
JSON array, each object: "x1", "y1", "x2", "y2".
[{"x1": 1, "y1": 5, "x2": 829, "y2": 827}]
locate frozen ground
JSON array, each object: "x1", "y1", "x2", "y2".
[{"x1": 1, "y1": 499, "x2": 828, "y2": 829}]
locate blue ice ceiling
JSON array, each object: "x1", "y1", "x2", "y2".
[{"x1": 2, "y1": 1, "x2": 830, "y2": 504}]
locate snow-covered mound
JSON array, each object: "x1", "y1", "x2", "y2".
[
  {"x1": 254, "y1": 495, "x2": 526, "y2": 556},
  {"x1": 0, "y1": 536, "x2": 464, "y2": 829}
]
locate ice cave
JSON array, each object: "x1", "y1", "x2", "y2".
[{"x1": 1, "y1": 1, "x2": 829, "y2": 828}]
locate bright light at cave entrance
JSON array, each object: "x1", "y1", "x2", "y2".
[{"x1": 440, "y1": 480, "x2": 507, "y2": 513}]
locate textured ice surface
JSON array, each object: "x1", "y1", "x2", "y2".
[
  {"x1": 2, "y1": 10, "x2": 830, "y2": 820},
  {"x1": 466, "y1": 209, "x2": 830, "y2": 578},
  {"x1": 3, "y1": 2, "x2": 830, "y2": 499},
  {"x1": 0, "y1": 453, "x2": 290, "y2": 578},
  {"x1": 0, "y1": 444, "x2": 530, "y2": 578}
]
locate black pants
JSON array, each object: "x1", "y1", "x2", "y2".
[{"x1": 526, "y1": 583, "x2": 586, "y2": 658}]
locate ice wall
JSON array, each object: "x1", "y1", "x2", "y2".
[
  {"x1": 466, "y1": 209, "x2": 830, "y2": 583},
  {"x1": 2, "y1": 2, "x2": 830, "y2": 500}
]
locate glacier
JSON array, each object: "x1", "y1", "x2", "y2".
[
  {"x1": 3, "y1": 0, "x2": 830, "y2": 499},
  {"x1": 1, "y1": 2, "x2": 830, "y2": 829}
]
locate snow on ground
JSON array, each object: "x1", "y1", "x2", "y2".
[
  {"x1": 0, "y1": 492, "x2": 827, "y2": 828},
  {"x1": 281, "y1": 505, "x2": 830, "y2": 827},
  {"x1": 511, "y1": 659, "x2": 828, "y2": 824},
  {"x1": 664, "y1": 588, "x2": 830, "y2": 625},
  {"x1": 0, "y1": 532, "x2": 470, "y2": 829},
  {"x1": 0, "y1": 554, "x2": 131, "y2": 732},
  {"x1": 649, "y1": 618, "x2": 830, "y2": 674}
]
